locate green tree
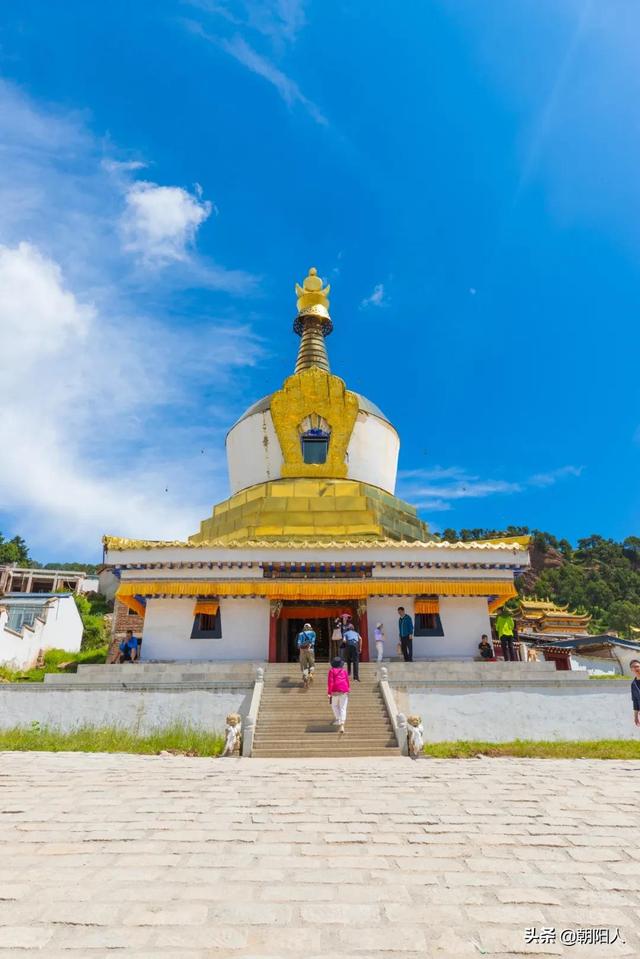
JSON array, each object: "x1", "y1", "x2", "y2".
[
  {"x1": 0, "y1": 533, "x2": 31, "y2": 567},
  {"x1": 43, "y1": 562, "x2": 98, "y2": 574},
  {"x1": 74, "y1": 594, "x2": 106, "y2": 651},
  {"x1": 606, "y1": 600, "x2": 640, "y2": 638}
]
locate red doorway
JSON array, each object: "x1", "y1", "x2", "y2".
[{"x1": 269, "y1": 602, "x2": 369, "y2": 663}]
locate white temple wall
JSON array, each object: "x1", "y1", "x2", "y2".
[
  {"x1": 120, "y1": 566, "x2": 263, "y2": 583},
  {"x1": 367, "y1": 596, "x2": 490, "y2": 660},
  {"x1": 366, "y1": 597, "x2": 413, "y2": 657},
  {"x1": 370, "y1": 566, "x2": 517, "y2": 581},
  {"x1": 141, "y1": 598, "x2": 269, "y2": 662},
  {"x1": 432, "y1": 598, "x2": 491, "y2": 660},
  {"x1": 346, "y1": 414, "x2": 398, "y2": 494},
  {"x1": 226, "y1": 411, "x2": 283, "y2": 494}
]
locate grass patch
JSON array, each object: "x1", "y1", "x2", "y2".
[
  {"x1": 423, "y1": 739, "x2": 640, "y2": 759},
  {"x1": 0, "y1": 723, "x2": 224, "y2": 757},
  {"x1": 0, "y1": 646, "x2": 108, "y2": 683}
]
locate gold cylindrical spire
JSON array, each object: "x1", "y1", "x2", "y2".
[
  {"x1": 293, "y1": 267, "x2": 333, "y2": 373},
  {"x1": 294, "y1": 320, "x2": 330, "y2": 373}
]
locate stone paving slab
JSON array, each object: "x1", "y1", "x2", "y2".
[{"x1": 0, "y1": 752, "x2": 639, "y2": 957}]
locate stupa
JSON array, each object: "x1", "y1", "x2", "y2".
[{"x1": 104, "y1": 268, "x2": 528, "y2": 662}]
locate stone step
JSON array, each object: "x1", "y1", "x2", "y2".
[
  {"x1": 253, "y1": 654, "x2": 395, "y2": 758},
  {"x1": 256, "y1": 723, "x2": 393, "y2": 731},
  {"x1": 253, "y1": 752, "x2": 399, "y2": 759},
  {"x1": 258, "y1": 705, "x2": 387, "y2": 713},
  {"x1": 256, "y1": 713, "x2": 393, "y2": 736}
]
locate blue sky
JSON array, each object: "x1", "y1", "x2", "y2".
[{"x1": 0, "y1": 0, "x2": 639, "y2": 562}]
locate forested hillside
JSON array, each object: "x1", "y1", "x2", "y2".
[
  {"x1": 441, "y1": 527, "x2": 640, "y2": 637},
  {"x1": 0, "y1": 532, "x2": 97, "y2": 574}
]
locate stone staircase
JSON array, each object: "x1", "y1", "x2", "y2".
[{"x1": 251, "y1": 663, "x2": 399, "y2": 758}]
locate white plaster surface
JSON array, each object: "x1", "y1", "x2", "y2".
[
  {"x1": 0, "y1": 687, "x2": 251, "y2": 734},
  {"x1": 430, "y1": 597, "x2": 492, "y2": 660},
  {"x1": 366, "y1": 597, "x2": 490, "y2": 661},
  {"x1": 366, "y1": 596, "x2": 414, "y2": 657},
  {"x1": 119, "y1": 566, "x2": 264, "y2": 583},
  {"x1": 403, "y1": 682, "x2": 638, "y2": 741},
  {"x1": 225, "y1": 408, "x2": 399, "y2": 495},
  {"x1": 141, "y1": 597, "x2": 269, "y2": 662},
  {"x1": 226, "y1": 409, "x2": 283, "y2": 494},
  {"x1": 0, "y1": 595, "x2": 82, "y2": 670},
  {"x1": 2, "y1": 752, "x2": 640, "y2": 957},
  {"x1": 346, "y1": 412, "x2": 399, "y2": 493}
]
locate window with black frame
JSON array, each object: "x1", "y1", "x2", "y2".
[
  {"x1": 190, "y1": 608, "x2": 222, "y2": 639},
  {"x1": 301, "y1": 430, "x2": 329, "y2": 464},
  {"x1": 414, "y1": 612, "x2": 444, "y2": 637}
]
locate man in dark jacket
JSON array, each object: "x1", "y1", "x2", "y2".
[
  {"x1": 630, "y1": 660, "x2": 640, "y2": 726},
  {"x1": 398, "y1": 607, "x2": 414, "y2": 662}
]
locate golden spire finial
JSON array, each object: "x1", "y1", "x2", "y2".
[{"x1": 295, "y1": 266, "x2": 330, "y2": 315}]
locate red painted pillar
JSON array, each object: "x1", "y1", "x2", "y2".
[
  {"x1": 360, "y1": 608, "x2": 369, "y2": 662},
  {"x1": 268, "y1": 612, "x2": 278, "y2": 663}
]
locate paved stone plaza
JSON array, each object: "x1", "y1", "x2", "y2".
[{"x1": 1, "y1": 753, "x2": 639, "y2": 957}]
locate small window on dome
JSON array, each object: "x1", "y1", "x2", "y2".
[
  {"x1": 301, "y1": 431, "x2": 329, "y2": 464},
  {"x1": 299, "y1": 414, "x2": 331, "y2": 465}
]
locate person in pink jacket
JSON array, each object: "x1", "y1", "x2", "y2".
[{"x1": 327, "y1": 656, "x2": 350, "y2": 734}]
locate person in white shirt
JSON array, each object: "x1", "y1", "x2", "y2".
[{"x1": 374, "y1": 622, "x2": 385, "y2": 663}]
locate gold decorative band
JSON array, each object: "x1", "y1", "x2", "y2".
[
  {"x1": 415, "y1": 598, "x2": 440, "y2": 614},
  {"x1": 117, "y1": 579, "x2": 517, "y2": 602},
  {"x1": 193, "y1": 601, "x2": 219, "y2": 616},
  {"x1": 118, "y1": 594, "x2": 146, "y2": 616}
]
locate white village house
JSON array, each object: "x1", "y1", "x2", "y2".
[{"x1": 0, "y1": 594, "x2": 82, "y2": 670}]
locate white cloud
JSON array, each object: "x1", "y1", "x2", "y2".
[
  {"x1": 0, "y1": 80, "x2": 263, "y2": 559},
  {"x1": 0, "y1": 240, "x2": 263, "y2": 556},
  {"x1": 221, "y1": 34, "x2": 326, "y2": 124},
  {"x1": 122, "y1": 181, "x2": 212, "y2": 264},
  {"x1": 0, "y1": 242, "x2": 93, "y2": 361},
  {"x1": 398, "y1": 464, "x2": 582, "y2": 512},
  {"x1": 360, "y1": 283, "x2": 386, "y2": 309},
  {"x1": 188, "y1": 1, "x2": 307, "y2": 47},
  {"x1": 528, "y1": 465, "x2": 584, "y2": 487},
  {"x1": 184, "y1": 20, "x2": 326, "y2": 125}
]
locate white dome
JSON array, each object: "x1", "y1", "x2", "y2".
[{"x1": 226, "y1": 393, "x2": 400, "y2": 495}]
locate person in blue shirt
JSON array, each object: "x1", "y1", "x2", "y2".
[
  {"x1": 397, "y1": 607, "x2": 414, "y2": 662},
  {"x1": 297, "y1": 622, "x2": 316, "y2": 688},
  {"x1": 630, "y1": 660, "x2": 640, "y2": 726},
  {"x1": 117, "y1": 630, "x2": 140, "y2": 663},
  {"x1": 342, "y1": 624, "x2": 362, "y2": 681}
]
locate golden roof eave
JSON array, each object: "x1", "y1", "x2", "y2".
[
  {"x1": 103, "y1": 534, "x2": 528, "y2": 552},
  {"x1": 117, "y1": 578, "x2": 519, "y2": 601}
]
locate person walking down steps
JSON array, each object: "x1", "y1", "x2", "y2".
[
  {"x1": 297, "y1": 622, "x2": 316, "y2": 688},
  {"x1": 327, "y1": 656, "x2": 350, "y2": 734}
]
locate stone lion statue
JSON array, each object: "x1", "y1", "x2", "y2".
[
  {"x1": 406, "y1": 714, "x2": 424, "y2": 760},
  {"x1": 222, "y1": 713, "x2": 242, "y2": 757}
]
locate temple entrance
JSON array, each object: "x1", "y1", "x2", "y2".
[{"x1": 274, "y1": 602, "x2": 360, "y2": 663}]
